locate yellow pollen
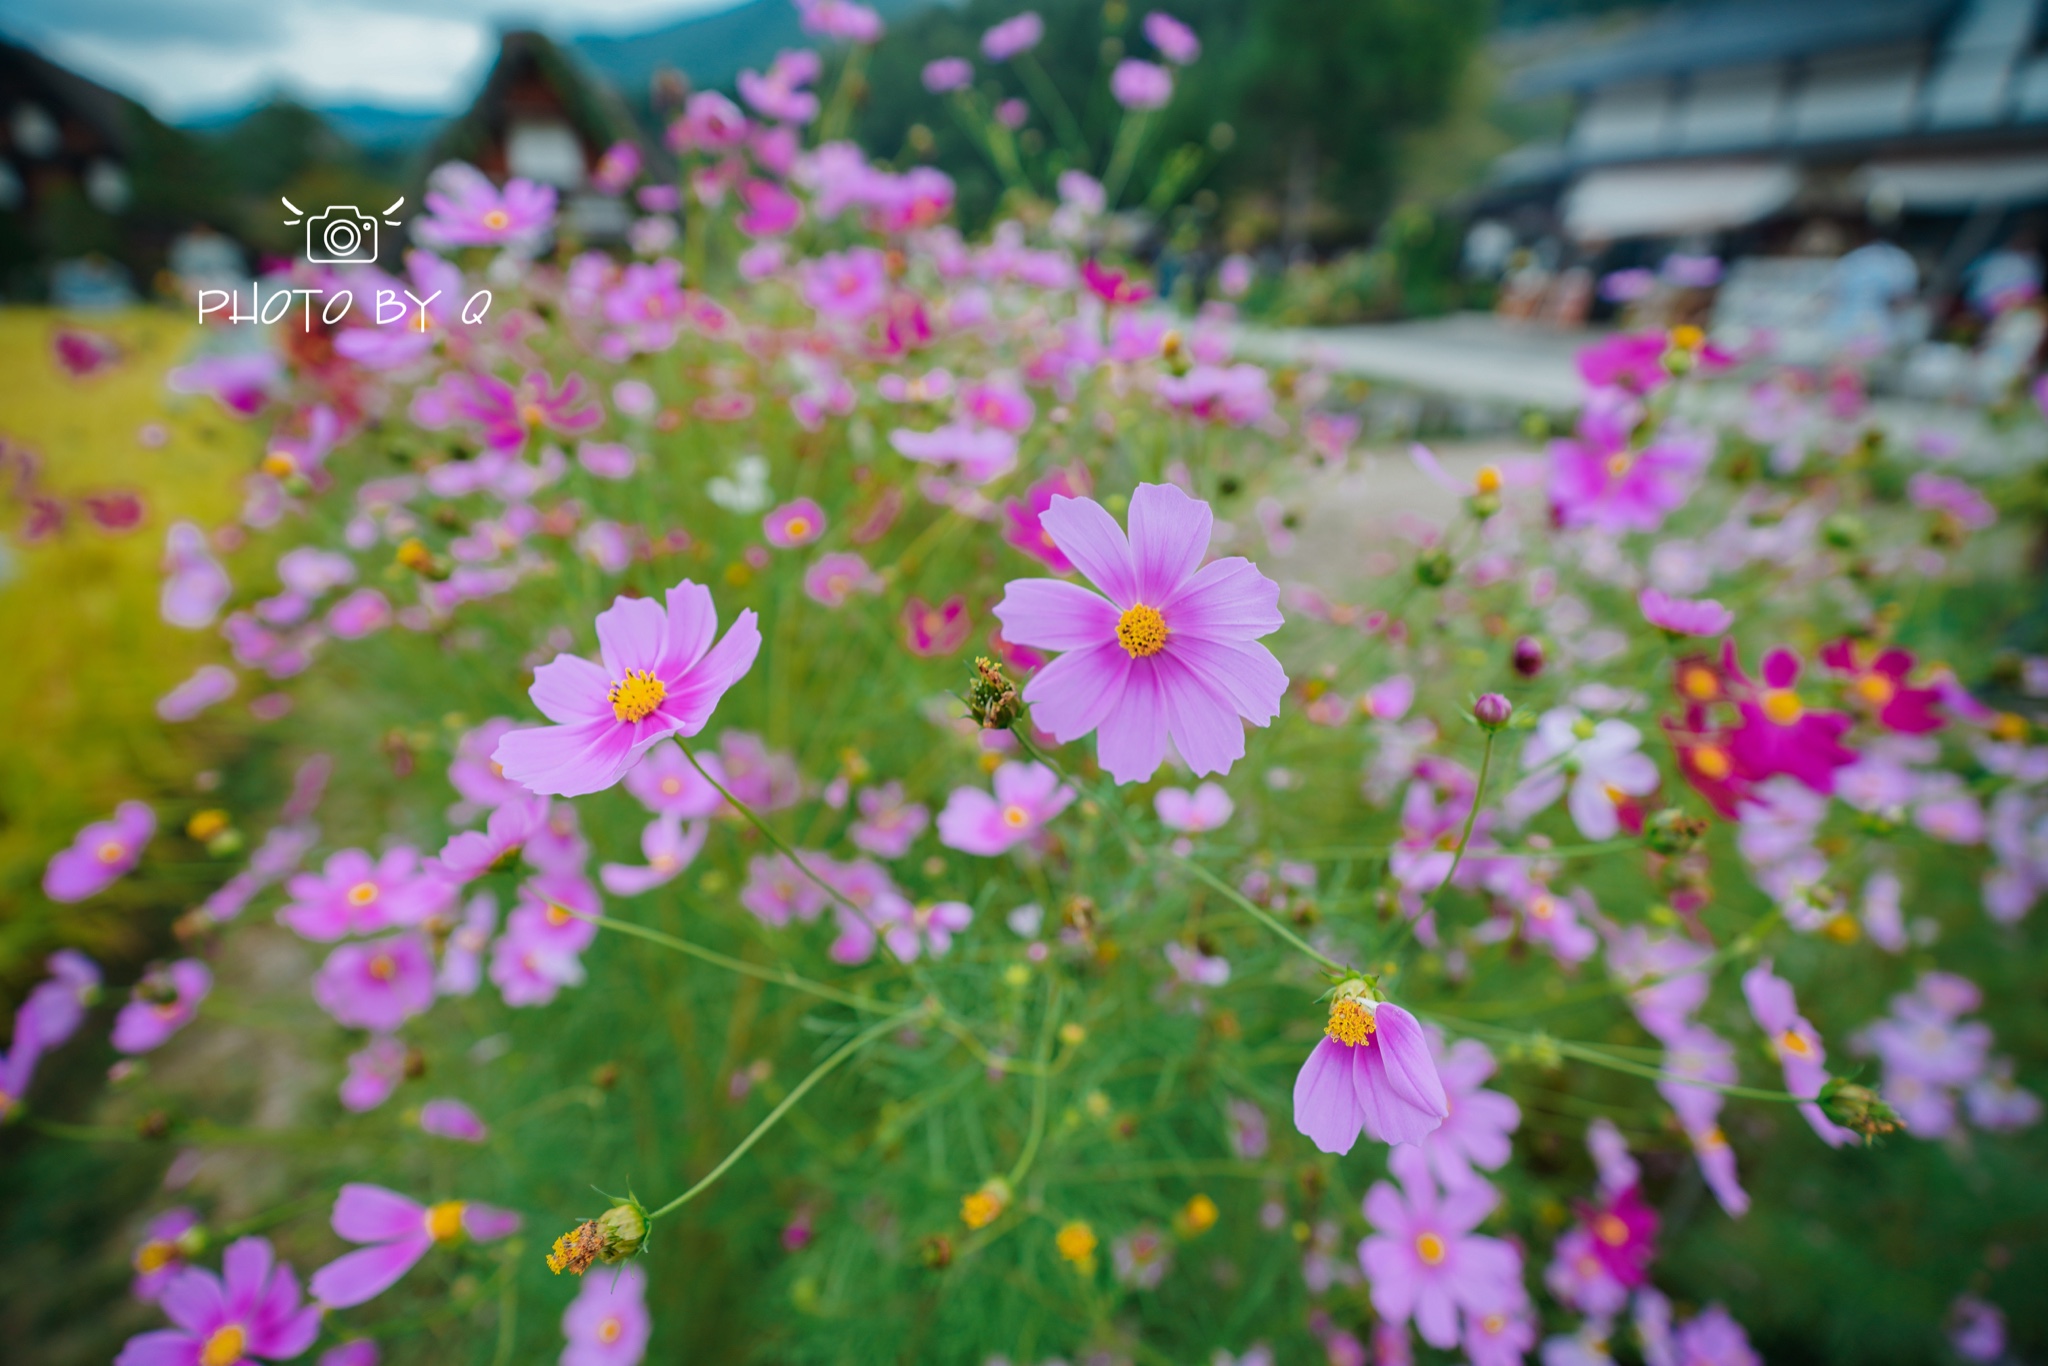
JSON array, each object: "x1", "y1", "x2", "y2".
[
  {"x1": 660, "y1": 777, "x2": 682, "y2": 795},
  {"x1": 1601, "y1": 782, "x2": 1629, "y2": 807},
  {"x1": 1594, "y1": 1213, "x2": 1630, "y2": 1246},
  {"x1": 425, "y1": 1200, "x2": 467, "y2": 1242},
  {"x1": 347, "y1": 881, "x2": 380, "y2": 906},
  {"x1": 1761, "y1": 688, "x2": 1804, "y2": 725},
  {"x1": 1671, "y1": 324, "x2": 1705, "y2": 351},
  {"x1": 960, "y1": 1190, "x2": 1004, "y2": 1229},
  {"x1": 545, "y1": 902, "x2": 573, "y2": 927},
  {"x1": 1001, "y1": 805, "x2": 1030, "y2": 828},
  {"x1": 1991, "y1": 712, "x2": 2028, "y2": 742},
  {"x1": 1854, "y1": 674, "x2": 1896, "y2": 707},
  {"x1": 1475, "y1": 464, "x2": 1502, "y2": 494},
  {"x1": 95, "y1": 840, "x2": 127, "y2": 864},
  {"x1": 1056, "y1": 1220, "x2": 1098, "y2": 1263},
  {"x1": 609, "y1": 669, "x2": 668, "y2": 723},
  {"x1": 1530, "y1": 896, "x2": 1555, "y2": 921},
  {"x1": 1681, "y1": 666, "x2": 1720, "y2": 701},
  {"x1": 1482, "y1": 1313, "x2": 1508, "y2": 1335},
  {"x1": 783, "y1": 516, "x2": 812, "y2": 539},
  {"x1": 1325, "y1": 997, "x2": 1377, "y2": 1047},
  {"x1": 1779, "y1": 1028, "x2": 1813, "y2": 1057},
  {"x1": 521, "y1": 403, "x2": 547, "y2": 427},
  {"x1": 1693, "y1": 744, "x2": 1731, "y2": 779},
  {"x1": 261, "y1": 452, "x2": 297, "y2": 479},
  {"x1": 1606, "y1": 452, "x2": 1634, "y2": 478},
  {"x1": 1115, "y1": 603, "x2": 1168, "y2": 658},
  {"x1": 598, "y1": 1317, "x2": 624, "y2": 1344},
  {"x1": 368, "y1": 954, "x2": 396, "y2": 981},
  {"x1": 136, "y1": 1240, "x2": 176, "y2": 1273},
  {"x1": 199, "y1": 1325, "x2": 246, "y2": 1366},
  {"x1": 1415, "y1": 1231, "x2": 1447, "y2": 1265},
  {"x1": 1697, "y1": 1125, "x2": 1728, "y2": 1151},
  {"x1": 483, "y1": 208, "x2": 511, "y2": 231}
]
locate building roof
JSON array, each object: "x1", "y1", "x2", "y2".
[{"x1": 1514, "y1": 0, "x2": 1965, "y2": 96}]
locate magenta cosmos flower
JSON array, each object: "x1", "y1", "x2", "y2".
[
  {"x1": 493, "y1": 579, "x2": 761, "y2": 798},
  {"x1": 312, "y1": 933, "x2": 435, "y2": 1031},
  {"x1": 310, "y1": 1184, "x2": 520, "y2": 1308},
  {"x1": 44, "y1": 800, "x2": 155, "y2": 902},
  {"x1": 1727, "y1": 646, "x2": 1856, "y2": 793},
  {"x1": 112, "y1": 960, "x2": 212, "y2": 1054},
  {"x1": 992, "y1": 483, "x2": 1287, "y2": 784},
  {"x1": 1293, "y1": 987, "x2": 1447, "y2": 1152},
  {"x1": 278, "y1": 846, "x2": 452, "y2": 941},
  {"x1": 1359, "y1": 1146, "x2": 1522, "y2": 1349},
  {"x1": 937, "y1": 761, "x2": 1076, "y2": 855},
  {"x1": 563, "y1": 1261, "x2": 651, "y2": 1366},
  {"x1": 764, "y1": 498, "x2": 826, "y2": 548},
  {"x1": 419, "y1": 162, "x2": 557, "y2": 248},
  {"x1": 116, "y1": 1237, "x2": 320, "y2": 1366},
  {"x1": 131, "y1": 1207, "x2": 204, "y2": 1302}
]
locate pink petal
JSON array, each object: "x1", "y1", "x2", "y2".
[
  {"x1": 595, "y1": 596, "x2": 668, "y2": 678},
  {"x1": 1359, "y1": 1234, "x2": 1419, "y2": 1321},
  {"x1": 1125, "y1": 482, "x2": 1211, "y2": 603},
  {"x1": 1362, "y1": 1182, "x2": 1409, "y2": 1236},
  {"x1": 1095, "y1": 659, "x2": 1169, "y2": 784},
  {"x1": 1163, "y1": 635, "x2": 1286, "y2": 725},
  {"x1": 309, "y1": 1239, "x2": 429, "y2": 1308},
  {"x1": 660, "y1": 579, "x2": 718, "y2": 674},
  {"x1": 1413, "y1": 1279, "x2": 1461, "y2": 1348},
  {"x1": 992, "y1": 578, "x2": 1120, "y2": 650},
  {"x1": 658, "y1": 609, "x2": 761, "y2": 734},
  {"x1": 1372, "y1": 1005, "x2": 1450, "y2": 1126},
  {"x1": 1161, "y1": 557, "x2": 1283, "y2": 642},
  {"x1": 463, "y1": 1203, "x2": 523, "y2": 1240},
  {"x1": 1292, "y1": 1036, "x2": 1365, "y2": 1154},
  {"x1": 1021, "y1": 641, "x2": 1130, "y2": 743},
  {"x1": 331, "y1": 1183, "x2": 425, "y2": 1243},
  {"x1": 1039, "y1": 495, "x2": 1137, "y2": 606},
  {"x1": 114, "y1": 1330, "x2": 203, "y2": 1366},
  {"x1": 493, "y1": 720, "x2": 638, "y2": 799},
  {"x1": 528, "y1": 653, "x2": 613, "y2": 724},
  {"x1": 1153, "y1": 654, "x2": 1247, "y2": 776},
  {"x1": 219, "y1": 1237, "x2": 273, "y2": 1320},
  {"x1": 158, "y1": 1268, "x2": 227, "y2": 1336}
]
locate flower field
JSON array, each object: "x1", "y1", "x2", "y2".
[{"x1": 5, "y1": 8, "x2": 2048, "y2": 1366}]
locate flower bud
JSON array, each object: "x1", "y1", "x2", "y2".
[
  {"x1": 546, "y1": 1196, "x2": 649, "y2": 1275},
  {"x1": 1472, "y1": 694, "x2": 1513, "y2": 730},
  {"x1": 1512, "y1": 635, "x2": 1545, "y2": 678},
  {"x1": 959, "y1": 1177, "x2": 1011, "y2": 1230},
  {"x1": 919, "y1": 1233, "x2": 954, "y2": 1269},
  {"x1": 1643, "y1": 808, "x2": 1708, "y2": 855},
  {"x1": 965, "y1": 656, "x2": 1021, "y2": 731},
  {"x1": 1414, "y1": 549, "x2": 1454, "y2": 587},
  {"x1": 1818, "y1": 1078, "x2": 1901, "y2": 1142}
]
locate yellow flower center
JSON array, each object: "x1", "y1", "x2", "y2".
[
  {"x1": 1697, "y1": 1124, "x2": 1728, "y2": 1151},
  {"x1": 1001, "y1": 805, "x2": 1030, "y2": 828},
  {"x1": 1482, "y1": 1313, "x2": 1508, "y2": 1335},
  {"x1": 261, "y1": 451, "x2": 297, "y2": 479},
  {"x1": 1415, "y1": 1231, "x2": 1447, "y2": 1265},
  {"x1": 1779, "y1": 1028, "x2": 1813, "y2": 1057},
  {"x1": 1181, "y1": 1193, "x2": 1218, "y2": 1234},
  {"x1": 660, "y1": 777, "x2": 681, "y2": 795},
  {"x1": 425, "y1": 1199, "x2": 467, "y2": 1242},
  {"x1": 1606, "y1": 452, "x2": 1634, "y2": 478},
  {"x1": 609, "y1": 669, "x2": 668, "y2": 723},
  {"x1": 199, "y1": 1325, "x2": 246, "y2": 1366},
  {"x1": 1594, "y1": 1212, "x2": 1630, "y2": 1246},
  {"x1": 1056, "y1": 1221, "x2": 1098, "y2": 1262},
  {"x1": 1761, "y1": 688, "x2": 1804, "y2": 725},
  {"x1": 546, "y1": 902, "x2": 574, "y2": 926},
  {"x1": 521, "y1": 403, "x2": 547, "y2": 427},
  {"x1": 1693, "y1": 744, "x2": 1731, "y2": 779},
  {"x1": 598, "y1": 1317, "x2": 624, "y2": 1344},
  {"x1": 483, "y1": 208, "x2": 511, "y2": 231},
  {"x1": 1854, "y1": 674, "x2": 1896, "y2": 707},
  {"x1": 1681, "y1": 666, "x2": 1720, "y2": 701},
  {"x1": 1476, "y1": 464, "x2": 1502, "y2": 494},
  {"x1": 960, "y1": 1190, "x2": 1004, "y2": 1229},
  {"x1": 1116, "y1": 603, "x2": 1168, "y2": 658},
  {"x1": 368, "y1": 954, "x2": 396, "y2": 982},
  {"x1": 1530, "y1": 896, "x2": 1555, "y2": 921},
  {"x1": 1325, "y1": 997, "x2": 1377, "y2": 1048},
  {"x1": 347, "y1": 881, "x2": 380, "y2": 906},
  {"x1": 96, "y1": 840, "x2": 127, "y2": 864},
  {"x1": 783, "y1": 515, "x2": 812, "y2": 539},
  {"x1": 135, "y1": 1239, "x2": 177, "y2": 1273},
  {"x1": 1671, "y1": 324, "x2": 1705, "y2": 351}
]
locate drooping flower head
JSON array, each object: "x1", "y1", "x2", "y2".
[
  {"x1": 130, "y1": 1207, "x2": 204, "y2": 1302},
  {"x1": 1293, "y1": 985, "x2": 1448, "y2": 1152},
  {"x1": 993, "y1": 483, "x2": 1287, "y2": 785},
  {"x1": 494, "y1": 579, "x2": 761, "y2": 798}
]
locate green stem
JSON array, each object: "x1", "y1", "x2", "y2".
[
  {"x1": 1174, "y1": 853, "x2": 1351, "y2": 975},
  {"x1": 646, "y1": 1007, "x2": 922, "y2": 1222},
  {"x1": 1433, "y1": 1013, "x2": 1808, "y2": 1103},
  {"x1": 571, "y1": 908, "x2": 891, "y2": 1014},
  {"x1": 1005, "y1": 977, "x2": 1062, "y2": 1186},
  {"x1": 1100, "y1": 110, "x2": 1153, "y2": 209},
  {"x1": 1016, "y1": 52, "x2": 1088, "y2": 162}
]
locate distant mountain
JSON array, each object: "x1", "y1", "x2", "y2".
[
  {"x1": 571, "y1": 0, "x2": 939, "y2": 103},
  {"x1": 313, "y1": 105, "x2": 449, "y2": 151}
]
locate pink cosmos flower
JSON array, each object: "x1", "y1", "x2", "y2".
[
  {"x1": 1155, "y1": 782, "x2": 1233, "y2": 833},
  {"x1": 1640, "y1": 588, "x2": 1733, "y2": 637},
  {"x1": 599, "y1": 815, "x2": 708, "y2": 896},
  {"x1": 326, "y1": 588, "x2": 392, "y2": 640},
  {"x1": 116, "y1": 1237, "x2": 320, "y2": 1366},
  {"x1": 982, "y1": 12, "x2": 1044, "y2": 60},
  {"x1": 278, "y1": 847, "x2": 453, "y2": 941},
  {"x1": 736, "y1": 178, "x2": 805, "y2": 236},
  {"x1": 563, "y1": 1260, "x2": 651, "y2": 1366},
  {"x1": 162, "y1": 522, "x2": 231, "y2": 629},
  {"x1": 578, "y1": 441, "x2": 639, "y2": 481},
  {"x1": 1293, "y1": 991, "x2": 1448, "y2": 1152},
  {"x1": 923, "y1": 57, "x2": 973, "y2": 93},
  {"x1": 1578, "y1": 333, "x2": 1671, "y2": 393},
  {"x1": 804, "y1": 551, "x2": 884, "y2": 608},
  {"x1": 764, "y1": 498, "x2": 827, "y2": 548},
  {"x1": 1164, "y1": 941, "x2": 1231, "y2": 988},
  {"x1": 437, "y1": 893, "x2": 498, "y2": 997},
  {"x1": 1144, "y1": 11, "x2": 1201, "y2": 63},
  {"x1": 340, "y1": 1035, "x2": 408, "y2": 1113},
  {"x1": 820, "y1": 858, "x2": 915, "y2": 964},
  {"x1": 157, "y1": 665, "x2": 238, "y2": 722},
  {"x1": 44, "y1": 800, "x2": 154, "y2": 902},
  {"x1": 937, "y1": 761, "x2": 1076, "y2": 855},
  {"x1": 740, "y1": 852, "x2": 830, "y2": 928},
  {"x1": 1082, "y1": 258, "x2": 1152, "y2": 306},
  {"x1": 448, "y1": 718, "x2": 530, "y2": 814},
  {"x1": 1507, "y1": 708, "x2": 1658, "y2": 840},
  {"x1": 1357, "y1": 1145, "x2": 1521, "y2": 1348},
  {"x1": 885, "y1": 900, "x2": 973, "y2": 961},
  {"x1": 718, "y1": 731, "x2": 802, "y2": 809},
  {"x1": 1907, "y1": 472, "x2": 1995, "y2": 530},
  {"x1": 1549, "y1": 420, "x2": 1709, "y2": 535},
  {"x1": 959, "y1": 378, "x2": 1036, "y2": 433},
  {"x1": 488, "y1": 920, "x2": 587, "y2": 1007},
  {"x1": 1738, "y1": 960, "x2": 1857, "y2": 1146},
  {"x1": 111, "y1": 960, "x2": 211, "y2": 1054},
  {"x1": 493, "y1": 579, "x2": 761, "y2": 798},
  {"x1": 1726, "y1": 646, "x2": 1857, "y2": 793},
  {"x1": 993, "y1": 484, "x2": 1287, "y2": 784},
  {"x1": 591, "y1": 141, "x2": 641, "y2": 194},
  {"x1": 1818, "y1": 639, "x2": 1944, "y2": 734},
  {"x1": 850, "y1": 781, "x2": 930, "y2": 857},
  {"x1": 737, "y1": 54, "x2": 820, "y2": 124},
  {"x1": 1110, "y1": 59, "x2": 1174, "y2": 109},
  {"x1": 166, "y1": 353, "x2": 281, "y2": 417},
  {"x1": 796, "y1": 0, "x2": 883, "y2": 42},
  {"x1": 1419, "y1": 1033, "x2": 1520, "y2": 1190},
  {"x1": 418, "y1": 162, "x2": 557, "y2": 249},
  {"x1": 130, "y1": 1207, "x2": 203, "y2": 1301},
  {"x1": 802, "y1": 247, "x2": 890, "y2": 319},
  {"x1": 309, "y1": 1184, "x2": 520, "y2": 1308},
  {"x1": 1002, "y1": 468, "x2": 1090, "y2": 571},
  {"x1": 621, "y1": 741, "x2": 726, "y2": 820},
  {"x1": 994, "y1": 97, "x2": 1029, "y2": 129},
  {"x1": 418, "y1": 1098, "x2": 488, "y2": 1143},
  {"x1": 889, "y1": 423, "x2": 1018, "y2": 483},
  {"x1": 668, "y1": 91, "x2": 750, "y2": 151},
  {"x1": 902, "y1": 594, "x2": 972, "y2": 656},
  {"x1": 445, "y1": 370, "x2": 605, "y2": 454},
  {"x1": 312, "y1": 933, "x2": 435, "y2": 1031}
]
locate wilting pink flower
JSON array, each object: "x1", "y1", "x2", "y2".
[
  {"x1": 764, "y1": 498, "x2": 827, "y2": 548},
  {"x1": 668, "y1": 91, "x2": 750, "y2": 152},
  {"x1": 563, "y1": 1260, "x2": 651, "y2": 1366},
  {"x1": 418, "y1": 1098, "x2": 488, "y2": 1143},
  {"x1": 1358, "y1": 1146, "x2": 1521, "y2": 1348},
  {"x1": 994, "y1": 484, "x2": 1287, "y2": 784},
  {"x1": 312, "y1": 933, "x2": 435, "y2": 1031},
  {"x1": 418, "y1": 162, "x2": 556, "y2": 248},
  {"x1": 804, "y1": 551, "x2": 883, "y2": 607},
  {"x1": 1578, "y1": 333, "x2": 1671, "y2": 394},
  {"x1": 802, "y1": 247, "x2": 890, "y2": 319},
  {"x1": 116, "y1": 1238, "x2": 320, "y2": 1366},
  {"x1": 796, "y1": 0, "x2": 883, "y2": 42},
  {"x1": 850, "y1": 782, "x2": 930, "y2": 857},
  {"x1": 340, "y1": 1035, "x2": 408, "y2": 1113},
  {"x1": 736, "y1": 178, "x2": 805, "y2": 235},
  {"x1": 1144, "y1": 11, "x2": 1200, "y2": 63},
  {"x1": 434, "y1": 797, "x2": 547, "y2": 885},
  {"x1": 1293, "y1": 991, "x2": 1447, "y2": 1151},
  {"x1": 981, "y1": 11, "x2": 1043, "y2": 59},
  {"x1": 167, "y1": 353, "x2": 280, "y2": 416},
  {"x1": 1155, "y1": 782, "x2": 1233, "y2": 833},
  {"x1": 130, "y1": 1207, "x2": 203, "y2": 1301},
  {"x1": 279, "y1": 847, "x2": 452, "y2": 941},
  {"x1": 1111, "y1": 58, "x2": 1174, "y2": 109},
  {"x1": 111, "y1": 959, "x2": 212, "y2": 1054},
  {"x1": 923, "y1": 57, "x2": 973, "y2": 93},
  {"x1": 1419, "y1": 1034, "x2": 1519, "y2": 1189},
  {"x1": 599, "y1": 815, "x2": 708, "y2": 896},
  {"x1": 885, "y1": 900, "x2": 973, "y2": 961},
  {"x1": 737, "y1": 53, "x2": 821, "y2": 124},
  {"x1": 1507, "y1": 708, "x2": 1657, "y2": 840},
  {"x1": 494, "y1": 579, "x2": 761, "y2": 798},
  {"x1": 902, "y1": 594, "x2": 972, "y2": 656},
  {"x1": 157, "y1": 664, "x2": 238, "y2": 722},
  {"x1": 1640, "y1": 588, "x2": 1733, "y2": 637},
  {"x1": 1081, "y1": 258, "x2": 1152, "y2": 307},
  {"x1": 937, "y1": 761, "x2": 1076, "y2": 854},
  {"x1": 162, "y1": 522, "x2": 231, "y2": 629},
  {"x1": 889, "y1": 423, "x2": 1017, "y2": 483},
  {"x1": 309, "y1": 1184, "x2": 519, "y2": 1308},
  {"x1": 1002, "y1": 468, "x2": 1089, "y2": 571},
  {"x1": 1741, "y1": 959, "x2": 1858, "y2": 1146},
  {"x1": 1727, "y1": 646, "x2": 1857, "y2": 793},
  {"x1": 591, "y1": 141, "x2": 641, "y2": 194},
  {"x1": 1908, "y1": 472, "x2": 1995, "y2": 531},
  {"x1": 44, "y1": 800, "x2": 154, "y2": 902}
]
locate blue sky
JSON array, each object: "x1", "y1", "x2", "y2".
[{"x1": 0, "y1": 0, "x2": 731, "y2": 119}]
